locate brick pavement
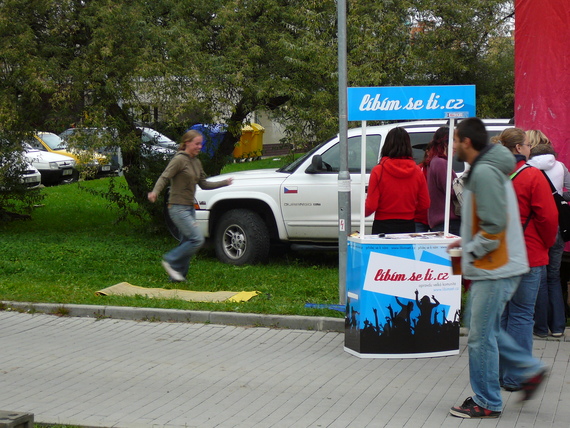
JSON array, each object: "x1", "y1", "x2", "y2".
[{"x1": 0, "y1": 310, "x2": 569, "y2": 428}]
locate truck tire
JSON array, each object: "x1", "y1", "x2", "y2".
[{"x1": 215, "y1": 209, "x2": 270, "y2": 265}]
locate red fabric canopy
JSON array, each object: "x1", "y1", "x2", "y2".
[{"x1": 515, "y1": 0, "x2": 570, "y2": 166}]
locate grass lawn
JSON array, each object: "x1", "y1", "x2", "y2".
[{"x1": 1, "y1": 156, "x2": 342, "y2": 318}]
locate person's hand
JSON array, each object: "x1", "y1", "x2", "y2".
[
  {"x1": 148, "y1": 192, "x2": 157, "y2": 203},
  {"x1": 226, "y1": 177, "x2": 233, "y2": 186},
  {"x1": 447, "y1": 239, "x2": 462, "y2": 251}
]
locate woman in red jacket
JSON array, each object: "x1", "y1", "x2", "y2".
[
  {"x1": 494, "y1": 127, "x2": 558, "y2": 391},
  {"x1": 365, "y1": 127, "x2": 430, "y2": 234}
]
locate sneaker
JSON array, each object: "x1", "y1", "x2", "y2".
[
  {"x1": 551, "y1": 332, "x2": 564, "y2": 338},
  {"x1": 533, "y1": 331, "x2": 548, "y2": 339},
  {"x1": 450, "y1": 397, "x2": 501, "y2": 419},
  {"x1": 501, "y1": 384, "x2": 521, "y2": 392},
  {"x1": 520, "y1": 368, "x2": 548, "y2": 401},
  {"x1": 161, "y1": 260, "x2": 186, "y2": 282}
]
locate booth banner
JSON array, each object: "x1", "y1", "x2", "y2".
[
  {"x1": 345, "y1": 237, "x2": 461, "y2": 358},
  {"x1": 347, "y1": 85, "x2": 476, "y2": 121}
]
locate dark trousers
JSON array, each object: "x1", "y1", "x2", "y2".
[{"x1": 372, "y1": 219, "x2": 415, "y2": 235}]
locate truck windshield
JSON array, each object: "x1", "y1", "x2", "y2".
[{"x1": 277, "y1": 140, "x2": 329, "y2": 173}]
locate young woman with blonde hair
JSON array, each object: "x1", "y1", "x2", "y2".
[
  {"x1": 527, "y1": 131, "x2": 569, "y2": 338},
  {"x1": 148, "y1": 130, "x2": 232, "y2": 281}
]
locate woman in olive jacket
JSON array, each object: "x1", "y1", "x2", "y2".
[{"x1": 148, "y1": 130, "x2": 232, "y2": 281}]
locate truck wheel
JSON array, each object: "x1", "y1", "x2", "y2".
[{"x1": 215, "y1": 209, "x2": 270, "y2": 265}]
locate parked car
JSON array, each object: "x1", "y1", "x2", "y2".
[
  {"x1": 59, "y1": 126, "x2": 176, "y2": 171},
  {"x1": 178, "y1": 118, "x2": 513, "y2": 265},
  {"x1": 28, "y1": 132, "x2": 117, "y2": 179},
  {"x1": 19, "y1": 161, "x2": 42, "y2": 189},
  {"x1": 22, "y1": 142, "x2": 78, "y2": 185},
  {"x1": 138, "y1": 127, "x2": 178, "y2": 151},
  {"x1": 0, "y1": 153, "x2": 42, "y2": 190},
  {"x1": 59, "y1": 128, "x2": 121, "y2": 176}
]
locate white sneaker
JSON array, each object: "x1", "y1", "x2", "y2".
[{"x1": 161, "y1": 260, "x2": 185, "y2": 282}]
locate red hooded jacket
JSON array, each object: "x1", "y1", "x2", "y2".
[
  {"x1": 511, "y1": 159, "x2": 558, "y2": 267},
  {"x1": 365, "y1": 157, "x2": 430, "y2": 221}
]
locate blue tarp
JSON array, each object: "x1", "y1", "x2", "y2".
[{"x1": 189, "y1": 124, "x2": 227, "y2": 157}]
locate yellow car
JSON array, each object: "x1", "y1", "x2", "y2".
[{"x1": 30, "y1": 132, "x2": 119, "y2": 178}]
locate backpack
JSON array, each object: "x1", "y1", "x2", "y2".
[
  {"x1": 511, "y1": 163, "x2": 570, "y2": 241},
  {"x1": 540, "y1": 171, "x2": 570, "y2": 242}
]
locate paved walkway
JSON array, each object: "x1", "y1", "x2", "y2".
[{"x1": 0, "y1": 309, "x2": 569, "y2": 428}]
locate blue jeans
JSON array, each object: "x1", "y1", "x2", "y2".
[
  {"x1": 500, "y1": 265, "x2": 544, "y2": 388},
  {"x1": 164, "y1": 204, "x2": 205, "y2": 278},
  {"x1": 466, "y1": 276, "x2": 545, "y2": 412},
  {"x1": 534, "y1": 232, "x2": 567, "y2": 336}
]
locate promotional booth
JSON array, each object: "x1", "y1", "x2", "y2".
[{"x1": 344, "y1": 85, "x2": 475, "y2": 358}]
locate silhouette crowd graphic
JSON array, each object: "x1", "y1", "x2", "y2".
[{"x1": 345, "y1": 290, "x2": 460, "y2": 355}]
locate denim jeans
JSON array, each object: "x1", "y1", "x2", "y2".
[
  {"x1": 466, "y1": 276, "x2": 545, "y2": 412},
  {"x1": 534, "y1": 232, "x2": 567, "y2": 336},
  {"x1": 500, "y1": 265, "x2": 544, "y2": 388},
  {"x1": 164, "y1": 204, "x2": 205, "y2": 278}
]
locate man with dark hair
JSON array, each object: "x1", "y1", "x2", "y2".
[{"x1": 448, "y1": 118, "x2": 547, "y2": 419}]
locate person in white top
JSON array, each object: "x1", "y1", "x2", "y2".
[{"x1": 527, "y1": 131, "x2": 568, "y2": 338}]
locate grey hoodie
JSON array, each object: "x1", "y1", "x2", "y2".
[{"x1": 460, "y1": 144, "x2": 529, "y2": 280}]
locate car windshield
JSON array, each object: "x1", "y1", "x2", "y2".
[
  {"x1": 21, "y1": 142, "x2": 36, "y2": 152},
  {"x1": 40, "y1": 133, "x2": 67, "y2": 150},
  {"x1": 140, "y1": 128, "x2": 175, "y2": 146},
  {"x1": 277, "y1": 140, "x2": 328, "y2": 173}
]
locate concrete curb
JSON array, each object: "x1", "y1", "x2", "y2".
[
  {"x1": 0, "y1": 301, "x2": 346, "y2": 332},
  {"x1": 10, "y1": 301, "x2": 558, "y2": 339}
]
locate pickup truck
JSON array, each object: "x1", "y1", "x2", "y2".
[{"x1": 174, "y1": 119, "x2": 511, "y2": 265}]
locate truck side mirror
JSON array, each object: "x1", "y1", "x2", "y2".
[{"x1": 306, "y1": 154, "x2": 323, "y2": 173}]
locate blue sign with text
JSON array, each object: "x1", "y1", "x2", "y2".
[{"x1": 347, "y1": 85, "x2": 476, "y2": 121}]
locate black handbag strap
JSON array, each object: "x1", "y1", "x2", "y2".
[{"x1": 539, "y1": 170, "x2": 558, "y2": 195}]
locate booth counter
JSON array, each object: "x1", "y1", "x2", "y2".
[{"x1": 345, "y1": 232, "x2": 462, "y2": 359}]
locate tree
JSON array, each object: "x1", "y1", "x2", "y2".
[
  {"x1": 0, "y1": 137, "x2": 44, "y2": 221},
  {"x1": 0, "y1": 0, "x2": 514, "y2": 220},
  {"x1": 405, "y1": 0, "x2": 515, "y2": 118}
]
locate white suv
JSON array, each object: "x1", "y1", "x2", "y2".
[{"x1": 181, "y1": 119, "x2": 512, "y2": 265}]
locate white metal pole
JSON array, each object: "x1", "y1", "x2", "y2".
[
  {"x1": 443, "y1": 118, "x2": 455, "y2": 236},
  {"x1": 360, "y1": 120, "x2": 367, "y2": 237}
]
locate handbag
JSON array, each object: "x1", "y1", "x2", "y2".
[{"x1": 452, "y1": 176, "x2": 464, "y2": 216}]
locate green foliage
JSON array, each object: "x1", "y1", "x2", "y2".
[
  {"x1": 0, "y1": 136, "x2": 45, "y2": 220},
  {"x1": 0, "y1": 0, "x2": 515, "y2": 220},
  {"x1": 406, "y1": 0, "x2": 515, "y2": 118}
]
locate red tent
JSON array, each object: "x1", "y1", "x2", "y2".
[{"x1": 515, "y1": 0, "x2": 570, "y2": 165}]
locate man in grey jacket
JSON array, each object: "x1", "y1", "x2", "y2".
[{"x1": 448, "y1": 118, "x2": 547, "y2": 419}]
